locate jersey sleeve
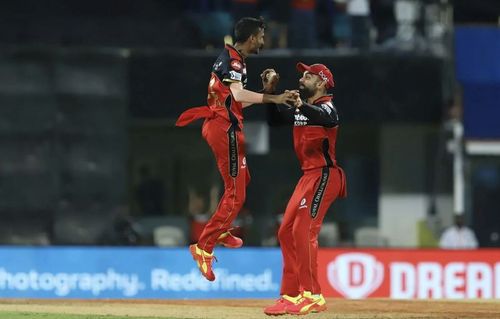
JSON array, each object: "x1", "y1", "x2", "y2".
[
  {"x1": 220, "y1": 57, "x2": 244, "y2": 84},
  {"x1": 300, "y1": 101, "x2": 339, "y2": 127}
]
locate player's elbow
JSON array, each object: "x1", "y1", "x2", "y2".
[{"x1": 231, "y1": 88, "x2": 245, "y2": 102}]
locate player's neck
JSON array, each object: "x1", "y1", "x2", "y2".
[
  {"x1": 233, "y1": 42, "x2": 249, "y2": 59},
  {"x1": 307, "y1": 92, "x2": 326, "y2": 104}
]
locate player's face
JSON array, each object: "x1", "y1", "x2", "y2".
[
  {"x1": 250, "y1": 28, "x2": 265, "y2": 54},
  {"x1": 298, "y1": 71, "x2": 321, "y2": 98}
]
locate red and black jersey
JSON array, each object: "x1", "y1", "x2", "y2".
[
  {"x1": 268, "y1": 95, "x2": 340, "y2": 171},
  {"x1": 207, "y1": 44, "x2": 247, "y2": 129}
]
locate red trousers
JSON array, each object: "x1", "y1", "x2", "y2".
[
  {"x1": 278, "y1": 166, "x2": 346, "y2": 295},
  {"x1": 197, "y1": 116, "x2": 250, "y2": 253}
]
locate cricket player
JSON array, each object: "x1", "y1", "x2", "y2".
[
  {"x1": 176, "y1": 17, "x2": 296, "y2": 281},
  {"x1": 263, "y1": 63, "x2": 347, "y2": 315}
]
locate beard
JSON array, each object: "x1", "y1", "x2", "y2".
[{"x1": 299, "y1": 85, "x2": 314, "y2": 99}]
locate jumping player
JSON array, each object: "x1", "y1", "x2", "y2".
[
  {"x1": 263, "y1": 63, "x2": 347, "y2": 315},
  {"x1": 176, "y1": 17, "x2": 296, "y2": 282}
]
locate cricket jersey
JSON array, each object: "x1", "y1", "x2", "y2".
[{"x1": 176, "y1": 44, "x2": 247, "y2": 130}]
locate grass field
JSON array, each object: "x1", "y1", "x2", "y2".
[{"x1": 0, "y1": 299, "x2": 499, "y2": 319}]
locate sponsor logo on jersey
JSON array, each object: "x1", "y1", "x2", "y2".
[
  {"x1": 299, "y1": 198, "x2": 307, "y2": 209},
  {"x1": 321, "y1": 103, "x2": 333, "y2": 114},
  {"x1": 231, "y1": 60, "x2": 242, "y2": 71},
  {"x1": 310, "y1": 168, "x2": 329, "y2": 218},
  {"x1": 229, "y1": 70, "x2": 242, "y2": 81},
  {"x1": 294, "y1": 112, "x2": 309, "y2": 126},
  {"x1": 228, "y1": 128, "x2": 239, "y2": 177},
  {"x1": 319, "y1": 70, "x2": 329, "y2": 83},
  {"x1": 213, "y1": 61, "x2": 223, "y2": 71}
]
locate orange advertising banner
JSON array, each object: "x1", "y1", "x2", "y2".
[{"x1": 318, "y1": 249, "x2": 500, "y2": 299}]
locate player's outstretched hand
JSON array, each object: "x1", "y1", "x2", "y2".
[
  {"x1": 275, "y1": 91, "x2": 299, "y2": 107},
  {"x1": 284, "y1": 90, "x2": 302, "y2": 108},
  {"x1": 260, "y1": 68, "x2": 280, "y2": 93}
]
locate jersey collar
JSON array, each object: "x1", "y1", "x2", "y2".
[
  {"x1": 225, "y1": 44, "x2": 245, "y2": 61},
  {"x1": 312, "y1": 94, "x2": 333, "y2": 105}
]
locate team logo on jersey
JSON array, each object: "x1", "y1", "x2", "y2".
[
  {"x1": 231, "y1": 60, "x2": 242, "y2": 71},
  {"x1": 299, "y1": 198, "x2": 307, "y2": 209},
  {"x1": 241, "y1": 157, "x2": 247, "y2": 169}
]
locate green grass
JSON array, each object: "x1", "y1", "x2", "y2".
[{"x1": 0, "y1": 312, "x2": 192, "y2": 319}]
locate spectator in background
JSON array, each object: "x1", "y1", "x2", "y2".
[
  {"x1": 331, "y1": 0, "x2": 351, "y2": 47},
  {"x1": 135, "y1": 164, "x2": 165, "y2": 216},
  {"x1": 261, "y1": 0, "x2": 290, "y2": 49},
  {"x1": 334, "y1": 0, "x2": 372, "y2": 50},
  {"x1": 230, "y1": 205, "x2": 254, "y2": 242},
  {"x1": 231, "y1": 0, "x2": 259, "y2": 23},
  {"x1": 98, "y1": 205, "x2": 143, "y2": 246},
  {"x1": 439, "y1": 214, "x2": 478, "y2": 249},
  {"x1": 289, "y1": 0, "x2": 318, "y2": 49},
  {"x1": 188, "y1": 185, "x2": 217, "y2": 244},
  {"x1": 369, "y1": 0, "x2": 392, "y2": 44},
  {"x1": 347, "y1": 0, "x2": 372, "y2": 50}
]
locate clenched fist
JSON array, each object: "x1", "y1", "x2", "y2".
[{"x1": 261, "y1": 68, "x2": 280, "y2": 93}]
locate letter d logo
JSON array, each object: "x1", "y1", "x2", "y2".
[{"x1": 327, "y1": 253, "x2": 384, "y2": 299}]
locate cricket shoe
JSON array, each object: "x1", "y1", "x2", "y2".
[
  {"x1": 216, "y1": 228, "x2": 243, "y2": 248},
  {"x1": 286, "y1": 291, "x2": 327, "y2": 315},
  {"x1": 189, "y1": 244, "x2": 217, "y2": 281},
  {"x1": 264, "y1": 294, "x2": 301, "y2": 316}
]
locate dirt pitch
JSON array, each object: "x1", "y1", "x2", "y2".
[{"x1": 0, "y1": 299, "x2": 499, "y2": 319}]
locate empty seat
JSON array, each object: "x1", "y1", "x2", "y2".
[
  {"x1": 319, "y1": 222, "x2": 339, "y2": 247},
  {"x1": 354, "y1": 226, "x2": 387, "y2": 247},
  {"x1": 153, "y1": 225, "x2": 186, "y2": 247}
]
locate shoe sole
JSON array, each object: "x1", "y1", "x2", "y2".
[
  {"x1": 287, "y1": 304, "x2": 327, "y2": 315},
  {"x1": 264, "y1": 310, "x2": 287, "y2": 316},
  {"x1": 220, "y1": 242, "x2": 243, "y2": 248}
]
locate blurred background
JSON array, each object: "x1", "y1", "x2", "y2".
[{"x1": 0, "y1": 0, "x2": 499, "y2": 249}]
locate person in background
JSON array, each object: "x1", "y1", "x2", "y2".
[
  {"x1": 289, "y1": 0, "x2": 318, "y2": 48},
  {"x1": 439, "y1": 214, "x2": 478, "y2": 249},
  {"x1": 231, "y1": 0, "x2": 259, "y2": 23},
  {"x1": 188, "y1": 184, "x2": 220, "y2": 244},
  {"x1": 135, "y1": 165, "x2": 165, "y2": 216}
]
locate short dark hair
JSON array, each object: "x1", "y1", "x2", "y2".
[{"x1": 234, "y1": 17, "x2": 266, "y2": 43}]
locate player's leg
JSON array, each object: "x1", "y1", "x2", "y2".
[
  {"x1": 277, "y1": 175, "x2": 309, "y2": 297},
  {"x1": 189, "y1": 121, "x2": 248, "y2": 281},
  {"x1": 197, "y1": 122, "x2": 248, "y2": 253},
  {"x1": 264, "y1": 176, "x2": 307, "y2": 315},
  {"x1": 294, "y1": 167, "x2": 341, "y2": 293},
  {"x1": 286, "y1": 167, "x2": 341, "y2": 315}
]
